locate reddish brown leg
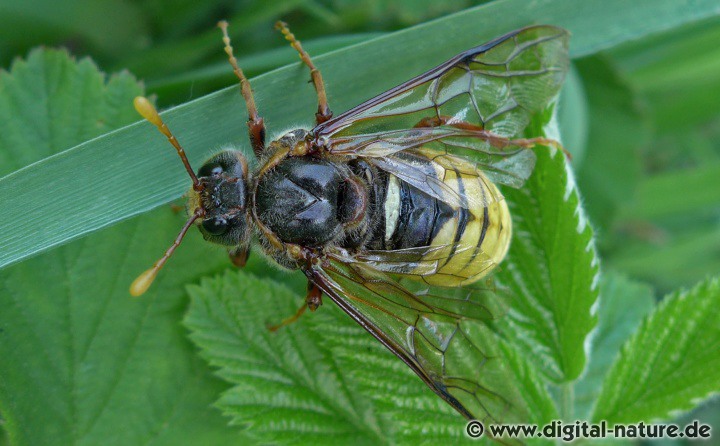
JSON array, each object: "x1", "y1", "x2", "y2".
[
  {"x1": 415, "y1": 115, "x2": 571, "y2": 160},
  {"x1": 275, "y1": 21, "x2": 333, "y2": 125},
  {"x1": 218, "y1": 21, "x2": 266, "y2": 157},
  {"x1": 228, "y1": 246, "x2": 249, "y2": 267},
  {"x1": 267, "y1": 282, "x2": 323, "y2": 332},
  {"x1": 414, "y1": 115, "x2": 457, "y2": 129},
  {"x1": 267, "y1": 304, "x2": 307, "y2": 332},
  {"x1": 305, "y1": 282, "x2": 323, "y2": 311}
]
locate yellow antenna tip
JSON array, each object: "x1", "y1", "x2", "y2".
[
  {"x1": 133, "y1": 96, "x2": 163, "y2": 128},
  {"x1": 129, "y1": 267, "x2": 158, "y2": 297}
]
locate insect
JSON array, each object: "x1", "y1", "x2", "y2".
[{"x1": 131, "y1": 21, "x2": 569, "y2": 424}]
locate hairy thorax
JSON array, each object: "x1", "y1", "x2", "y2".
[{"x1": 251, "y1": 130, "x2": 375, "y2": 269}]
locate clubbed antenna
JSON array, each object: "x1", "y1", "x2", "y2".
[
  {"x1": 131, "y1": 97, "x2": 206, "y2": 296},
  {"x1": 130, "y1": 209, "x2": 204, "y2": 296},
  {"x1": 133, "y1": 96, "x2": 201, "y2": 190}
]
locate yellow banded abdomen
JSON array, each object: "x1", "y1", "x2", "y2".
[{"x1": 379, "y1": 148, "x2": 511, "y2": 287}]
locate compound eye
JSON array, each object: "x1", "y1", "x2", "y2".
[
  {"x1": 198, "y1": 162, "x2": 224, "y2": 177},
  {"x1": 202, "y1": 217, "x2": 229, "y2": 235}
]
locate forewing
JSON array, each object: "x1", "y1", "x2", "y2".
[
  {"x1": 371, "y1": 146, "x2": 510, "y2": 211},
  {"x1": 307, "y1": 251, "x2": 518, "y2": 425},
  {"x1": 315, "y1": 25, "x2": 568, "y2": 188},
  {"x1": 355, "y1": 243, "x2": 505, "y2": 290},
  {"x1": 330, "y1": 127, "x2": 539, "y2": 189}
]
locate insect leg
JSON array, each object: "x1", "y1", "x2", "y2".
[
  {"x1": 415, "y1": 115, "x2": 571, "y2": 160},
  {"x1": 267, "y1": 303, "x2": 306, "y2": 332},
  {"x1": 274, "y1": 21, "x2": 333, "y2": 125},
  {"x1": 228, "y1": 245, "x2": 250, "y2": 267},
  {"x1": 305, "y1": 282, "x2": 323, "y2": 311},
  {"x1": 267, "y1": 282, "x2": 323, "y2": 332},
  {"x1": 508, "y1": 136, "x2": 572, "y2": 160},
  {"x1": 218, "y1": 21, "x2": 266, "y2": 158}
]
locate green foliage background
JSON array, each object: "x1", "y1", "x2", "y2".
[{"x1": 0, "y1": 0, "x2": 719, "y2": 444}]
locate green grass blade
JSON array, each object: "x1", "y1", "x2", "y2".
[{"x1": 1, "y1": 0, "x2": 718, "y2": 270}]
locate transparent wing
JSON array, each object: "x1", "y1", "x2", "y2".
[
  {"x1": 354, "y1": 243, "x2": 504, "y2": 287},
  {"x1": 371, "y1": 147, "x2": 507, "y2": 210},
  {"x1": 314, "y1": 25, "x2": 569, "y2": 188},
  {"x1": 306, "y1": 250, "x2": 518, "y2": 425},
  {"x1": 333, "y1": 127, "x2": 539, "y2": 189}
]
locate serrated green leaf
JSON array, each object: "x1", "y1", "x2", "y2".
[
  {"x1": 495, "y1": 130, "x2": 600, "y2": 383},
  {"x1": 574, "y1": 272, "x2": 655, "y2": 419},
  {"x1": 2, "y1": 0, "x2": 719, "y2": 270},
  {"x1": 316, "y1": 308, "x2": 467, "y2": 445},
  {"x1": 592, "y1": 277, "x2": 720, "y2": 424},
  {"x1": 185, "y1": 270, "x2": 558, "y2": 445},
  {"x1": 0, "y1": 49, "x2": 247, "y2": 446},
  {"x1": 320, "y1": 301, "x2": 559, "y2": 445},
  {"x1": 184, "y1": 271, "x2": 391, "y2": 446},
  {"x1": 0, "y1": 48, "x2": 143, "y2": 175}
]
